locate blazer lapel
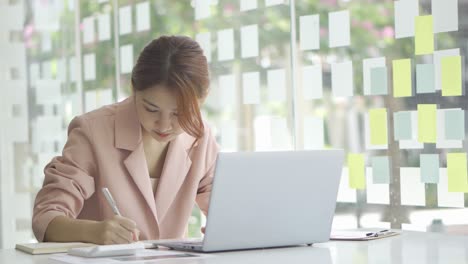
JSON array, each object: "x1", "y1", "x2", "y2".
[{"x1": 115, "y1": 97, "x2": 159, "y2": 225}]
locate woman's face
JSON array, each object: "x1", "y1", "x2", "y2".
[{"x1": 134, "y1": 85, "x2": 184, "y2": 143}]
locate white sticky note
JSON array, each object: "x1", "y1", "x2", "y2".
[
  {"x1": 242, "y1": 71, "x2": 260, "y2": 105},
  {"x1": 56, "y1": 58, "x2": 66, "y2": 83},
  {"x1": 196, "y1": 32, "x2": 211, "y2": 62},
  {"x1": 366, "y1": 168, "x2": 390, "y2": 205},
  {"x1": 82, "y1": 16, "x2": 94, "y2": 44},
  {"x1": 394, "y1": 0, "x2": 419, "y2": 38},
  {"x1": 41, "y1": 60, "x2": 51, "y2": 80},
  {"x1": 364, "y1": 113, "x2": 387, "y2": 150},
  {"x1": 337, "y1": 168, "x2": 357, "y2": 203},
  {"x1": 97, "y1": 88, "x2": 113, "y2": 108},
  {"x1": 217, "y1": 29, "x2": 234, "y2": 61},
  {"x1": 400, "y1": 168, "x2": 426, "y2": 206},
  {"x1": 254, "y1": 116, "x2": 272, "y2": 151},
  {"x1": 329, "y1": 10, "x2": 350, "y2": 48},
  {"x1": 220, "y1": 120, "x2": 238, "y2": 151},
  {"x1": 195, "y1": 0, "x2": 211, "y2": 20},
  {"x1": 36, "y1": 116, "x2": 63, "y2": 142},
  {"x1": 302, "y1": 65, "x2": 322, "y2": 100},
  {"x1": 83, "y1": 53, "x2": 96, "y2": 81},
  {"x1": 36, "y1": 80, "x2": 61, "y2": 105},
  {"x1": 434, "y1": 49, "x2": 460, "y2": 91},
  {"x1": 438, "y1": 168, "x2": 465, "y2": 208},
  {"x1": 399, "y1": 111, "x2": 424, "y2": 149},
  {"x1": 436, "y1": 108, "x2": 463, "y2": 149},
  {"x1": 300, "y1": 15, "x2": 320, "y2": 51},
  {"x1": 241, "y1": 24, "x2": 259, "y2": 58},
  {"x1": 271, "y1": 117, "x2": 292, "y2": 150},
  {"x1": 432, "y1": 0, "x2": 458, "y2": 33},
  {"x1": 363, "y1": 57, "x2": 386, "y2": 95},
  {"x1": 41, "y1": 32, "x2": 52, "y2": 52},
  {"x1": 120, "y1": 44, "x2": 134, "y2": 74},
  {"x1": 218, "y1": 74, "x2": 236, "y2": 106},
  {"x1": 303, "y1": 117, "x2": 324, "y2": 150},
  {"x1": 331, "y1": 61, "x2": 353, "y2": 97},
  {"x1": 85, "y1": 90, "x2": 97, "y2": 112},
  {"x1": 267, "y1": 69, "x2": 286, "y2": 102},
  {"x1": 97, "y1": 13, "x2": 111, "y2": 41},
  {"x1": 265, "y1": 0, "x2": 284, "y2": 6},
  {"x1": 69, "y1": 56, "x2": 76, "y2": 82},
  {"x1": 119, "y1": 5, "x2": 132, "y2": 35},
  {"x1": 240, "y1": 0, "x2": 257, "y2": 11},
  {"x1": 136, "y1": 1, "x2": 150, "y2": 32}
]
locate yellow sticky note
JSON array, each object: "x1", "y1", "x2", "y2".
[
  {"x1": 348, "y1": 153, "x2": 366, "y2": 189},
  {"x1": 447, "y1": 153, "x2": 468, "y2": 193},
  {"x1": 441, "y1": 56, "x2": 462, "y2": 96},
  {"x1": 392, "y1": 59, "x2": 412, "y2": 97},
  {"x1": 415, "y1": 15, "x2": 434, "y2": 55},
  {"x1": 417, "y1": 104, "x2": 437, "y2": 143},
  {"x1": 369, "y1": 108, "x2": 388, "y2": 145}
]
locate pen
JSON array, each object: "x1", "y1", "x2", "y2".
[
  {"x1": 366, "y1": 229, "x2": 389, "y2": 237},
  {"x1": 102, "y1": 187, "x2": 122, "y2": 216}
]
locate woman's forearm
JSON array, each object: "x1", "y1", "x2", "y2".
[{"x1": 43, "y1": 215, "x2": 100, "y2": 244}]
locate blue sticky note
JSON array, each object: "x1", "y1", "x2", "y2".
[
  {"x1": 420, "y1": 154, "x2": 439, "y2": 183},
  {"x1": 445, "y1": 109, "x2": 465, "y2": 140},
  {"x1": 416, "y1": 64, "x2": 435, "y2": 94},
  {"x1": 372, "y1": 156, "x2": 390, "y2": 184},
  {"x1": 393, "y1": 111, "x2": 412, "y2": 140},
  {"x1": 370, "y1": 67, "x2": 388, "y2": 95}
]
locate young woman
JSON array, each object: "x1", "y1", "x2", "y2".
[{"x1": 32, "y1": 36, "x2": 219, "y2": 245}]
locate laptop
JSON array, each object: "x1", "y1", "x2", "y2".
[{"x1": 153, "y1": 150, "x2": 345, "y2": 252}]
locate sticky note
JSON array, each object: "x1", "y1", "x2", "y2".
[
  {"x1": 265, "y1": 0, "x2": 284, "y2": 7},
  {"x1": 417, "y1": 104, "x2": 437, "y2": 143},
  {"x1": 436, "y1": 109, "x2": 463, "y2": 149},
  {"x1": 300, "y1": 15, "x2": 319, "y2": 50},
  {"x1": 242, "y1": 71, "x2": 260, "y2": 105},
  {"x1": 120, "y1": 44, "x2": 133, "y2": 74},
  {"x1": 434, "y1": 49, "x2": 460, "y2": 91},
  {"x1": 119, "y1": 5, "x2": 132, "y2": 35},
  {"x1": 445, "y1": 109, "x2": 465, "y2": 140},
  {"x1": 241, "y1": 24, "x2": 259, "y2": 58},
  {"x1": 83, "y1": 53, "x2": 96, "y2": 81},
  {"x1": 82, "y1": 17, "x2": 94, "y2": 44},
  {"x1": 220, "y1": 120, "x2": 237, "y2": 151},
  {"x1": 303, "y1": 117, "x2": 324, "y2": 150},
  {"x1": 372, "y1": 156, "x2": 390, "y2": 184},
  {"x1": 363, "y1": 57, "x2": 386, "y2": 95},
  {"x1": 400, "y1": 168, "x2": 426, "y2": 206},
  {"x1": 370, "y1": 67, "x2": 388, "y2": 95},
  {"x1": 416, "y1": 64, "x2": 435, "y2": 94},
  {"x1": 97, "y1": 14, "x2": 111, "y2": 41},
  {"x1": 420, "y1": 154, "x2": 439, "y2": 183},
  {"x1": 331, "y1": 61, "x2": 353, "y2": 97},
  {"x1": 85, "y1": 90, "x2": 97, "y2": 112},
  {"x1": 394, "y1": 0, "x2": 419, "y2": 38},
  {"x1": 217, "y1": 29, "x2": 234, "y2": 61},
  {"x1": 415, "y1": 15, "x2": 434, "y2": 55},
  {"x1": 364, "y1": 112, "x2": 387, "y2": 150},
  {"x1": 240, "y1": 0, "x2": 257, "y2": 11},
  {"x1": 302, "y1": 65, "x2": 323, "y2": 99},
  {"x1": 432, "y1": 0, "x2": 458, "y2": 33},
  {"x1": 447, "y1": 153, "x2": 468, "y2": 193},
  {"x1": 348, "y1": 153, "x2": 366, "y2": 189},
  {"x1": 369, "y1": 108, "x2": 388, "y2": 145},
  {"x1": 195, "y1": 0, "x2": 210, "y2": 20},
  {"x1": 196, "y1": 32, "x2": 211, "y2": 62},
  {"x1": 392, "y1": 59, "x2": 412, "y2": 97},
  {"x1": 437, "y1": 169, "x2": 465, "y2": 208},
  {"x1": 400, "y1": 111, "x2": 424, "y2": 149},
  {"x1": 366, "y1": 167, "x2": 390, "y2": 204},
  {"x1": 329, "y1": 10, "x2": 350, "y2": 48},
  {"x1": 394, "y1": 111, "x2": 412, "y2": 140},
  {"x1": 267, "y1": 69, "x2": 286, "y2": 102},
  {"x1": 441, "y1": 56, "x2": 462, "y2": 96},
  {"x1": 136, "y1": 1, "x2": 150, "y2": 32},
  {"x1": 218, "y1": 74, "x2": 235, "y2": 106}
]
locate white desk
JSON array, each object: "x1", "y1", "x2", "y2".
[{"x1": 2, "y1": 231, "x2": 467, "y2": 264}]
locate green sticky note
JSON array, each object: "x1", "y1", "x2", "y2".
[
  {"x1": 415, "y1": 15, "x2": 434, "y2": 55},
  {"x1": 418, "y1": 104, "x2": 437, "y2": 143},
  {"x1": 348, "y1": 153, "x2": 366, "y2": 189},
  {"x1": 416, "y1": 64, "x2": 435, "y2": 94},
  {"x1": 394, "y1": 111, "x2": 413, "y2": 140},
  {"x1": 447, "y1": 153, "x2": 468, "y2": 193},
  {"x1": 420, "y1": 154, "x2": 439, "y2": 183},
  {"x1": 441, "y1": 56, "x2": 462, "y2": 97},
  {"x1": 369, "y1": 108, "x2": 388, "y2": 145},
  {"x1": 370, "y1": 67, "x2": 388, "y2": 95},
  {"x1": 393, "y1": 59, "x2": 412, "y2": 97},
  {"x1": 372, "y1": 156, "x2": 390, "y2": 184},
  {"x1": 445, "y1": 109, "x2": 465, "y2": 140}
]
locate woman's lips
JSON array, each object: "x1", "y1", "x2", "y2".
[{"x1": 154, "y1": 131, "x2": 170, "y2": 138}]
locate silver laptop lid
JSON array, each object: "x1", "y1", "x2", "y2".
[{"x1": 202, "y1": 150, "x2": 345, "y2": 252}]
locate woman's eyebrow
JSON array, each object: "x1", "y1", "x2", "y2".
[{"x1": 143, "y1": 98, "x2": 159, "y2": 108}]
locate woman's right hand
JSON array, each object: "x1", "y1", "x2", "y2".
[{"x1": 93, "y1": 215, "x2": 140, "y2": 245}]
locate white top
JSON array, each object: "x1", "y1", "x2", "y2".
[{"x1": 6, "y1": 231, "x2": 468, "y2": 263}]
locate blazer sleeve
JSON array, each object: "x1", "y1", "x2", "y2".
[
  {"x1": 32, "y1": 116, "x2": 97, "y2": 242},
  {"x1": 195, "y1": 126, "x2": 220, "y2": 216}
]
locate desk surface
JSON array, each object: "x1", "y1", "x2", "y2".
[{"x1": 2, "y1": 231, "x2": 467, "y2": 264}]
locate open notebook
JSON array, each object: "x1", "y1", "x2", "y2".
[
  {"x1": 16, "y1": 242, "x2": 95, "y2": 255},
  {"x1": 330, "y1": 230, "x2": 399, "y2": 241}
]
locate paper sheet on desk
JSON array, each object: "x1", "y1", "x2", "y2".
[{"x1": 48, "y1": 249, "x2": 202, "y2": 264}]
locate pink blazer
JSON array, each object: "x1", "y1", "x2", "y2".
[{"x1": 32, "y1": 96, "x2": 220, "y2": 242}]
